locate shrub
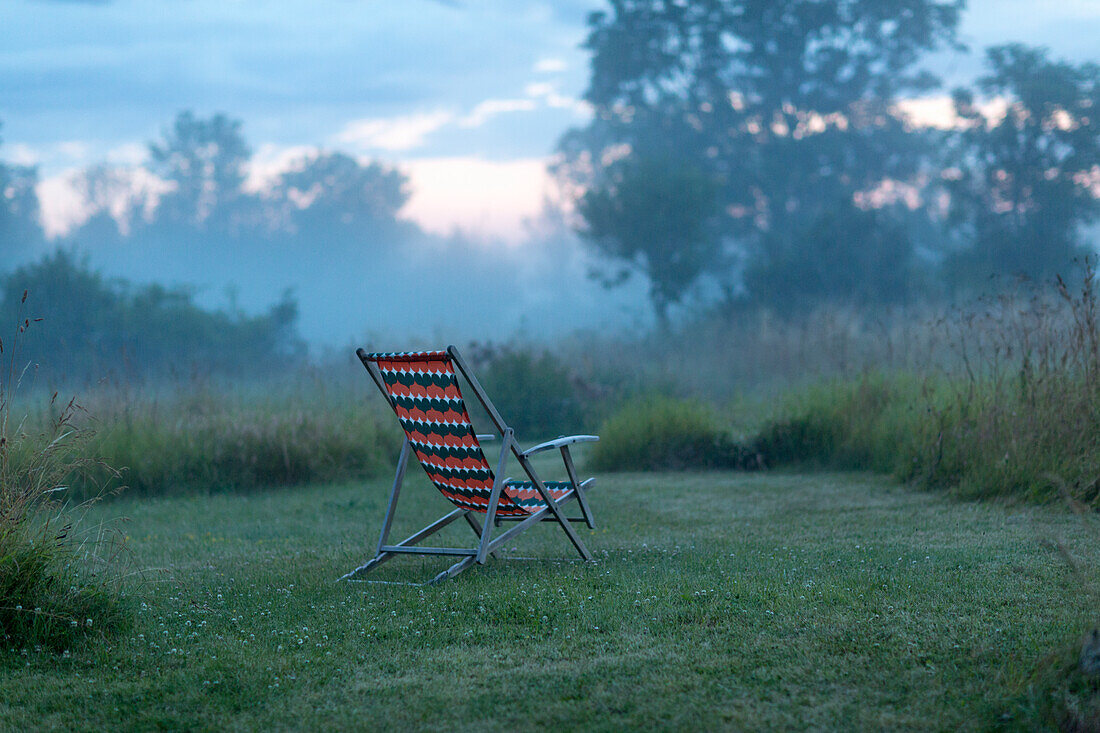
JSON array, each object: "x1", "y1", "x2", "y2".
[
  {"x1": 0, "y1": 519, "x2": 130, "y2": 652},
  {"x1": 471, "y1": 347, "x2": 589, "y2": 438},
  {"x1": 1, "y1": 305, "x2": 130, "y2": 651},
  {"x1": 752, "y1": 263, "x2": 1100, "y2": 506},
  {"x1": 590, "y1": 396, "x2": 760, "y2": 471},
  {"x1": 753, "y1": 375, "x2": 926, "y2": 474},
  {"x1": 0, "y1": 250, "x2": 305, "y2": 385}
]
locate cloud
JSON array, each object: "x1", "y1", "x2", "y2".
[
  {"x1": 6, "y1": 143, "x2": 40, "y2": 167},
  {"x1": 534, "y1": 57, "x2": 568, "y2": 73},
  {"x1": 523, "y1": 81, "x2": 591, "y2": 116},
  {"x1": 894, "y1": 95, "x2": 1008, "y2": 130},
  {"x1": 459, "y1": 98, "x2": 537, "y2": 128},
  {"x1": 36, "y1": 172, "x2": 88, "y2": 238},
  {"x1": 399, "y1": 156, "x2": 550, "y2": 243},
  {"x1": 244, "y1": 143, "x2": 322, "y2": 193},
  {"x1": 36, "y1": 165, "x2": 171, "y2": 238},
  {"x1": 1, "y1": 140, "x2": 95, "y2": 169},
  {"x1": 332, "y1": 110, "x2": 454, "y2": 152},
  {"x1": 105, "y1": 142, "x2": 148, "y2": 167}
]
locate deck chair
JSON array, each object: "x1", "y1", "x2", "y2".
[{"x1": 339, "y1": 346, "x2": 599, "y2": 585}]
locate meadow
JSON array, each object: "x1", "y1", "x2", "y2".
[
  {"x1": 2, "y1": 466, "x2": 1099, "y2": 730},
  {"x1": 5, "y1": 273, "x2": 1100, "y2": 729}
]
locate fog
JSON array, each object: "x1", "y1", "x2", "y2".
[{"x1": 2, "y1": 0, "x2": 1100, "y2": 376}]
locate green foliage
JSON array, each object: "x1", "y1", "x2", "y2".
[
  {"x1": 0, "y1": 250, "x2": 304, "y2": 383},
  {"x1": 1, "y1": 312, "x2": 129, "y2": 652},
  {"x1": 944, "y1": 45, "x2": 1100, "y2": 288},
  {"x1": 755, "y1": 267, "x2": 1100, "y2": 506},
  {"x1": 591, "y1": 395, "x2": 759, "y2": 471},
  {"x1": 473, "y1": 348, "x2": 589, "y2": 439},
  {"x1": 754, "y1": 375, "x2": 926, "y2": 474},
  {"x1": 0, "y1": 523, "x2": 130, "y2": 652}
]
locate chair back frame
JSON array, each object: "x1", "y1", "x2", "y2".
[{"x1": 340, "y1": 345, "x2": 597, "y2": 585}]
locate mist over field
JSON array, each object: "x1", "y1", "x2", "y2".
[
  {"x1": 2, "y1": 0, "x2": 1100, "y2": 371},
  {"x1": 7, "y1": 4, "x2": 1100, "y2": 728}
]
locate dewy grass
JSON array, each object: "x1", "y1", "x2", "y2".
[{"x1": 1, "y1": 471, "x2": 1097, "y2": 728}]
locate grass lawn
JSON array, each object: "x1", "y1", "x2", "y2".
[{"x1": 2, "y1": 468, "x2": 1099, "y2": 730}]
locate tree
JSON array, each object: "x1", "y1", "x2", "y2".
[
  {"x1": 745, "y1": 203, "x2": 919, "y2": 314},
  {"x1": 557, "y1": 0, "x2": 963, "y2": 313},
  {"x1": 0, "y1": 121, "x2": 45, "y2": 259},
  {"x1": 944, "y1": 45, "x2": 1100, "y2": 287},
  {"x1": 67, "y1": 164, "x2": 141, "y2": 245},
  {"x1": 0, "y1": 250, "x2": 304, "y2": 383},
  {"x1": 576, "y1": 154, "x2": 723, "y2": 325},
  {"x1": 270, "y1": 152, "x2": 410, "y2": 237},
  {"x1": 147, "y1": 111, "x2": 253, "y2": 233}
]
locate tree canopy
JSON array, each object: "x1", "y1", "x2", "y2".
[
  {"x1": 0, "y1": 250, "x2": 303, "y2": 384},
  {"x1": 0, "y1": 121, "x2": 45, "y2": 260},
  {"x1": 944, "y1": 44, "x2": 1100, "y2": 285},
  {"x1": 558, "y1": 0, "x2": 964, "y2": 317}
]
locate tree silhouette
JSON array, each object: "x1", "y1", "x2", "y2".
[
  {"x1": 577, "y1": 154, "x2": 723, "y2": 325},
  {"x1": 0, "y1": 120, "x2": 45, "y2": 259},
  {"x1": 558, "y1": 0, "x2": 962, "y2": 313},
  {"x1": 270, "y1": 152, "x2": 410, "y2": 239},
  {"x1": 147, "y1": 111, "x2": 253, "y2": 234},
  {"x1": 944, "y1": 45, "x2": 1100, "y2": 287}
]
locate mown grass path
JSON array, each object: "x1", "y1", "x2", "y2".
[{"x1": 2, "y1": 471, "x2": 1098, "y2": 730}]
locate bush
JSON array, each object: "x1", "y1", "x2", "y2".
[
  {"x1": 0, "y1": 250, "x2": 305, "y2": 385},
  {"x1": 472, "y1": 347, "x2": 590, "y2": 438},
  {"x1": 1, "y1": 309, "x2": 130, "y2": 651},
  {"x1": 751, "y1": 275, "x2": 1100, "y2": 505},
  {"x1": 0, "y1": 520, "x2": 130, "y2": 652},
  {"x1": 590, "y1": 396, "x2": 760, "y2": 471},
  {"x1": 753, "y1": 375, "x2": 926, "y2": 474}
]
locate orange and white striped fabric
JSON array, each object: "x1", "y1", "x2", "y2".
[{"x1": 366, "y1": 351, "x2": 570, "y2": 516}]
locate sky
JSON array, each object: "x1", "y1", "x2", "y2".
[
  {"x1": 1, "y1": 0, "x2": 602, "y2": 242},
  {"x1": 4, "y1": 0, "x2": 1100, "y2": 244},
  {"x1": 2, "y1": 0, "x2": 1100, "y2": 346}
]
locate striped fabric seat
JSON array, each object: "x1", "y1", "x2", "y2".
[
  {"x1": 370, "y1": 350, "x2": 572, "y2": 517},
  {"x1": 343, "y1": 345, "x2": 598, "y2": 585}
]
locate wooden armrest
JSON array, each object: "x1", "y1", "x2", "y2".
[{"x1": 521, "y1": 435, "x2": 599, "y2": 457}]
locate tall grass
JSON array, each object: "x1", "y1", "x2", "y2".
[
  {"x1": 73, "y1": 387, "x2": 399, "y2": 498},
  {"x1": 1, "y1": 297, "x2": 129, "y2": 651},
  {"x1": 759, "y1": 263, "x2": 1100, "y2": 506}
]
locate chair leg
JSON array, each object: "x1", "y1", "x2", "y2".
[
  {"x1": 340, "y1": 508, "x2": 468, "y2": 582},
  {"x1": 560, "y1": 445, "x2": 596, "y2": 529},
  {"x1": 428, "y1": 555, "x2": 478, "y2": 584},
  {"x1": 463, "y1": 512, "x2": 497, "y2": 560},
  {"x1": 516, "y1": 454, "x2": 593, "y2": 561},
  {"x1": 477, "y1": 431, "x2": 512, "y2": 564},
  {"x1": 375, "y1": 438, "x2": 411, "y2": 554},
  {"x1": 338, "y1": 439, "x2": 411, "y2": 581}
]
